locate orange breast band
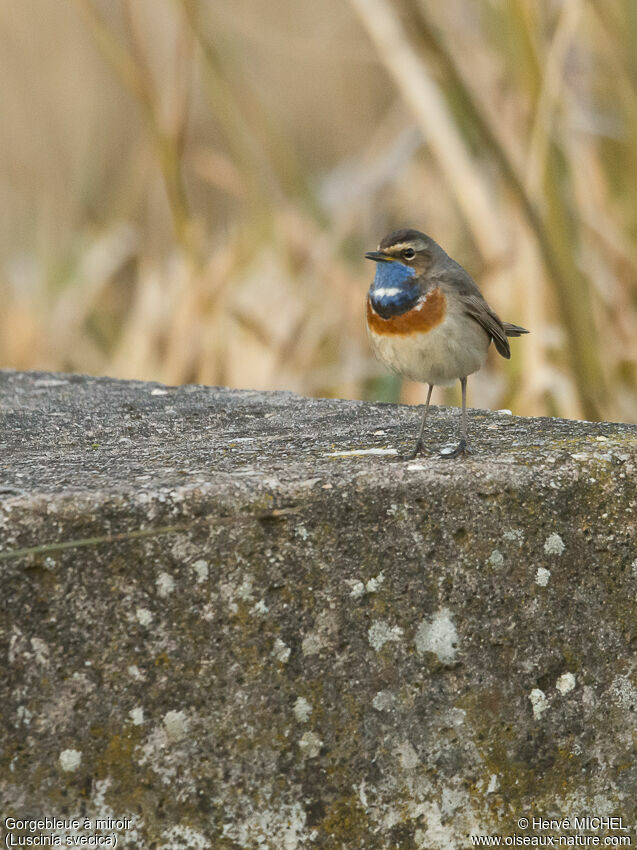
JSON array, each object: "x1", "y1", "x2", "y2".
[{"x1": 367, "y1": 287, "x2": 446, "y2": 335}]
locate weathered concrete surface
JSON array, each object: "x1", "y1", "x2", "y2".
[{"x1": 0, "y1": 369, "x2": 636, "y2": 849}]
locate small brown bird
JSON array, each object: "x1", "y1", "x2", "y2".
[{"x1": 365, "y1": 229, "x2": 528, "y2": 458}]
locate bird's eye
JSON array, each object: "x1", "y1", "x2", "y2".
[{"x1": 402, "y1": 248, "x2": 416, "y2": 260}]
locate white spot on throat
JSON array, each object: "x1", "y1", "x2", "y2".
[{"x1": 372, "y1": 286, "x2": 403, "y2": 298}]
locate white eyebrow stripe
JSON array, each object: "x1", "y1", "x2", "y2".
[
  {"x1": 384, "y1": 243, "x2": 414, "y2": 253},
  {"x1": 372, "y1": 287, "x2": 403, "y2": 297}
]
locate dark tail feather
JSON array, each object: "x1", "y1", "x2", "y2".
[{"x1": 503, "y1": 322, "x2": 529, "y2": 337}]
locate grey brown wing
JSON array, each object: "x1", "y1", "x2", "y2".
[
  {"x1": 434, "y1": 262, "x2": 526, "y2": 357},
  {"x1": 502, "y1": 321, "x2": 529, "y2": 337},
  {"x1": 460, "y1": 294, "x2": 511, "y2": 359}
]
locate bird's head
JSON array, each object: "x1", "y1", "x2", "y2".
[{"x1": 365, "y1": 229, "x2": 442, "y2": 276}]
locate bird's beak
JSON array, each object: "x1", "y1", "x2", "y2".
[{"x1": 364, "y1": 251, "x2": 392, "y2": 263}]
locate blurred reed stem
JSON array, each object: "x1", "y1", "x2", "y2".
[
  {"x1": 178, "y1": 0, "x2": 324, "y2": 229},
  {"x1": 69, "y1": 0, "x2": 202, "y2": 266}
]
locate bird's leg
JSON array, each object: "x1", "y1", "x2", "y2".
[
  {"x1": 442, "y1": 376, "x2": 473, "y2": 458},
  {"x1": 401, "y1": 383, "x2": 434, "y2": 460}
]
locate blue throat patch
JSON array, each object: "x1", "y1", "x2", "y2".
[{"x1": 369, "y1": 261, "x2": 420, "y2": 318}]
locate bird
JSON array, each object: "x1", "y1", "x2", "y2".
[{"x1": 365, "y1": 228, "x2": 528, "y2": 458}]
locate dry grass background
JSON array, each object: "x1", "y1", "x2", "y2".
[{"x1": 0, "y1": 0, "x2": 635, "y2": 422}]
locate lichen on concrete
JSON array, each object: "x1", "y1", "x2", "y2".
[{"x1": 0, "y1": 369, "x2": 636, "y2": 848}]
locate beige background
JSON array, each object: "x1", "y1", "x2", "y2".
[{"x1": 0, "y1": 0, "x2": 635, "y2": 422}]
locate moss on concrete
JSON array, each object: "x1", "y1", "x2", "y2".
[{"x1": 0, "y1": 370, "x2": 635, "y2": 848}]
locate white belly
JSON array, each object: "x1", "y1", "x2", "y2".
[{"x1": 368, "y1": 312, "x2": 490, "y2": 386}]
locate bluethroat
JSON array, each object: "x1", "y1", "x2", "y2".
[{"x1": 365, "y1": 229, "x2": 528, "y2": 458}]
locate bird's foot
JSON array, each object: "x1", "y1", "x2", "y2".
[
  {"x1": 398, "y1": 440, "x2": 431, "y2": 461},
  {"x1": 440, "y1": 439, "x2": 472, "y2": 459}
]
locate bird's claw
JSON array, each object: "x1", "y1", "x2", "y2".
[
  {"x1": 440, "y1": 439, "x2": 472, "y2": 459},
  {"x1": 398, "y1": 440, "x2": 431, "y2": 461}
]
